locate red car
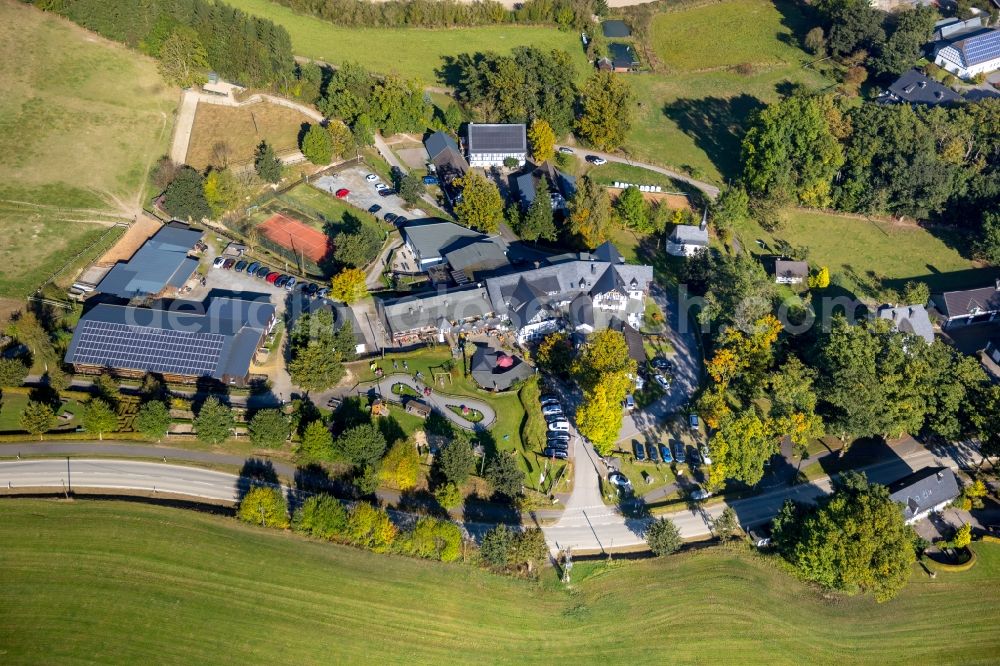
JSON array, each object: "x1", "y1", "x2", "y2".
[
  {"x1": 265, "y1": 272, "x2": 280, "y2": 284},
  {"x1": 335, "y1": 188, "x2": 350, "y2": 198}
]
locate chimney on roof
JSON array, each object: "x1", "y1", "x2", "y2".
[
  {"x1": 936, "y1": 470, "x2": 944, "y2": 481},
  {"x1": 590, "y1": 263, "x2": 596, "y2": 274}
]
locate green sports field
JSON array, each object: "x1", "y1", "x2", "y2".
[
  {"x1": 2, "y1": 500, "x2": 999, "y2": 664},
  {"x1": 224, "y1": 0, "x2": 591, "y2": 84}
]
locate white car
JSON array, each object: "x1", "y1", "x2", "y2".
[
  {"x1": 365, "y1": 173, "x2": 379, "y2": 182},
  {"x1": 374, "y1": 182, "x2": 389, "y2": 191},
  {"x1": 541, "y1": 404, "x2": 563, "y2": 417},
  {"x1": 655, "y1": 374, "x2": 671, "y2": 390},
  {"x1": 212, "y1": 256, "x2": 225, "y2": 268},
  {"x1": 548, "y1": 420, "x2": 570, "y2": 432},
  {"x1": 691, "y1": 488, "x2": 712, "y2": 501},
  {"x1": 699, "y1": 445, "x2": 713, "y2": 465},
  {"x1": 608, "y1": 471, "x2": 633, "y2": 494},
  {"x1": 623, "y1": 394, "x2": 635, "y2": 411},
  {"x1": 558, "y1": 146, "x2": 574, "y2": 154}
]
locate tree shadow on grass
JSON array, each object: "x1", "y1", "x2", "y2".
[{"x1": 662, "y1": 94, "x2": 765, "y2": 182}]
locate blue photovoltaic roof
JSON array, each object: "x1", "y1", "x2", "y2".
[
  {"x1": 70, "y1": 319, "x2": 225, "y2": 377},
  {"x1": 961, "y1": 29, "x2": 1000, "y2": 66}
]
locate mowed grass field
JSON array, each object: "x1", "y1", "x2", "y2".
[
  {"x1": 2, "y1": 500, "x2": 999, "y2": 664},
  {"x1": 733, "y1": 208, "x2": 981, "y2": 298},
  {"x1": 625, "y1": 0, "x2": 833, "y2": 181},
  {"x1": 224, "y1": 0, "x2": 591, "y2": 84},
  {"x1": 185, "y1": 102, "x2": 313, "y2": 170},
  {"x1": 0, "y1": 1, "x2": 176, "y2": 299}
]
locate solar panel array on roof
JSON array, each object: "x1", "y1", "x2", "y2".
[
  {"x1": 961, "y1": 29, "x2": 1000, "y2": 66},
  {"x1": 466, "y1": 124, "x2": 527, "y2": 154},
  {"x1": 72, "y1": 319, "x2": 224, "y2": 376}
]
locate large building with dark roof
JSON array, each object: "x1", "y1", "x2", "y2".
[
  {"x1": 466, "y1": 123, "x2": 527, "y2": 168},
  {"x1": 401, "y1": 219, "x2": 509, "y2": 277},
  {"x1": 96, "y1": 223, "x2": 203, "y2": 300},
  {"x1": 65, "y1": 296, "x2": 275, "y2": 386}
]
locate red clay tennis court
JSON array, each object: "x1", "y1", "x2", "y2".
[{"x1": 258, "y1": 212, "x2": 330, "y2": 263}]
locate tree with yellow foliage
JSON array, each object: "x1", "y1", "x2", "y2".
[
  {"x1": 331, "y1": 267, "x2": 369, "y2": 303},
  {"x1": 527, "y1": 118, "x2": 556, "y2": 164}
]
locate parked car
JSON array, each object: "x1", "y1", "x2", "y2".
[
  {"x1": 422, "y1": 175, "x2": 439, "y2": 185},
  {"x1": 748, "y1": 525, "x2": 772, "y2": 549},
  {"x1": 558, "y1": 146, "x2": 574, "y2": 154},
  {"x1": 543, "y1": 447, "x2": 569, "y2": 460},
  {"x1": 540, "y1": 393, "x2": 559, "y2": 403},
  {"x1": 632, "y1": 441, "x2": 646, "y2": 462},
  {"x1": 303, "y1": 282, "x2": 319, "y2": 296},
  {"x1": 265, "y1": 272, "x2": 280, "y2": 284},
  {"x1": 585, "y1": 155, "x2": 607, "y2": 165},
  {"x1": 384, "y1": 212, "x2": 398, "y2": 223},
  {"x1": 548, "y1": 420, "x2": 570, "y2": 432},
  {"x1": 623, "y1": 394, "x2": 635, "y2": 411},
  {"x1": 608, "y1": 471, "x2": 633, "y2": 494},
  {"x1": 234, "y1": 260, "x2": 248, "y2": 272},
  {"x1": 689, "y1": 413, "x2": 700, "y2": 431},
  {"x1": 646, "y1": 441, "x2": 660, "y2": 463},
  {"x1": 335, "y1": 188, "x2": 350, "y2": 198},
  {"x1": 651, "y1": 357, "x2": 672, "y2": 371},
  {"x1": 368, "y1": 204, "x2": 382, "y2": 214},
  {"x1": 541, "y1": 404, "x2": 563, "y2": 417},
  {"x1": 655, "y1": 374, "x2": 671, "y2": 390},
  {"x1": 222, "y1": 258, "x2": 236, "y2": 270},
  {"x1": 699, "y1": 445, "x2": 712, "y2": 465},
  {"x1": 659, "y1": 443, "x2": 673, "y2": 464},
  {"x1": 547, "y1": 432, "x2": 571, "y2": 442},
  {"x1": 546, "y1": 439, "x2": 569, "y2": 451},
  {"x1": 365, "y1": 173, "x2": 379, "y2": 182},
  {"x1": 255, "y1": 266, "x2": 270, "y2": 278},
  {"x1": 246, "y1": 262, "x2": 260, "y2": 274},
  {"x1": 212, "y1": 256, "x2": 226, "y2": 268},
  {"x1": 284, "y1": 276, "x2": 297, "y2": 291},
  {"x1": 274, "y1": 275, "x2": 290, "y2": 288},
  {"x1": 378, "y1": 188, "x2": 396, "y2": 197},
  {"x1": 691, "y1": 487, "x2": 712, "y2": 501},
  {"x1": 672, "y1": 441, "x2": 687, "y2": 464}
]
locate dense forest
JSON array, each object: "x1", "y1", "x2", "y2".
[
  {"x1": 29, "y1": 0, "x2": 295, "y2": 87},
  {"x1": 269, "y1": 0, "x2": 600, "y2": 30}
]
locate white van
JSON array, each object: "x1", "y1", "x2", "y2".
[{"x1": 547, "y1": 420, "x2": 570, "y2": 432}]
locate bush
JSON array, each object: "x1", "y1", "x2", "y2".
[
  {"x1": 379, "y1": 441, "x2": 420, "y2": 490},
  {"x1": 0, "y1": 358, "x2": 28, "y2": 387},
  {"x1": 434, "y1": 482, "x2": 463, "y2": 509},
  {"x1": 480, "y1": 524, "x2": 516, "y2": 569},
  {"x1": 399, "y1": 516, "x2": 463, "y2": 562},
  {"x1": 292, "y1": 494, "x2": 348, "y2": 539},
  {"x1": 647, "y1": 517, "x2": 683, "y2": 556},
  {"x1": 248, "y1": 409, "x2": 290, "y2": 448},
  {"x1": 345, "y1": 502, "x2": 397, "y2": 552},
  {"x1": 237, "y1": 485, "x2": 289, "y2": 528}
]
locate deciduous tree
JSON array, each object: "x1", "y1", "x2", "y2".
[
  {"x1": 82, "y1": 398, "x2": 118, "y2": 441},
  {"x1": 615, "y1": 185, "x2": 648, "y2": 231},
  {"x1": 707, "y1": 409, "x2": 779, "y2": 489},
  {"x1": 454, "y1": 172, "x2": 504, "y2": 233},
  {"x1": 135, "y1": 400, "x2": 171, "y2": 442},
  {"x1": 436, "y1": 437, "x2": 477, "y2": 487},
  {"x1": 0, "y1": 358, "x2": 28, "y2": 387},
  {"x1": 398, "y1": 172, "x2": 426, "y2": 206},
  {"x1": 576, "y1": 70, "x2": 634, "y2": 151},
  {"x1": 238, "y1": 485, "x2": 289, "y2": 528},
  {"x1": 345, "y1": 502, "x2": 396, "y2": 552},
  {"x1": 249, "y1": 409, "x2": 290, "y2": 448},
  {"x1": 486, "y1": 452, "x2": 524, "y2": 499},
  {"x1": 163, "y1": 166, "x2": 210, "y2": 221},
  {"x1": 194, "y1": 396, "x2": 233, "y2": 445},
  {"x1": 19, "y1": 400, "x2": 54, "y2": 440},
  {"x1": 568, "y1": 176, "x2": 613, "y2": 248},
  {"x1": 296, "y1": 419, "x2": 334, "y2": 463},
  {"x1": 528, "y1": 118, "x2": 556, "y2": 163},
  {"x1": 335, "y1": 423, "x2": 387, "y2": 468},
  {"x1": 292, "y1": 493, "x2": 348, "y2": 539},
  {"x1": 379, "y1": 441, "x2": 420, "y2": 490},
  {"x1": 158, "y1": 27, "x2": 208, "y2": 88},
  {"x1": 330, "y1": 267, "x2": 369, "y2": 303},
  {"x1": 301, "y1": 123, "x2": 334, "y2": 165}
]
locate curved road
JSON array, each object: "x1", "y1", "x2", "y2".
[
  {"x1": 361, "y1": 373, "x2": 497, "y2": 429},
  {"x1": 557, "y1": 144, "x2": 720, "y2": 199}
]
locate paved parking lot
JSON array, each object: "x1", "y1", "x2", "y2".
[{"x1": 312, "y1": 166, "x2": 429, "y2": 223}]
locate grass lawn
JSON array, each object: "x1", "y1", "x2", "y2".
[
  {"x1": 732, "y1": 208, "x2": 982, "y2": 300},
  {"x1": 4, "y1": 500, "x2": 1000, "y2": 663},
  {"x1": 224, "y1": 0, "x2": 591, "y2": 85},
  {"x1": 185, "y1": 102, "x2": 314, "y2": 170},
  {"x1": 624, "y1": 0, "x2": 834, "y2": 182},
  {"x1": 0, "y1": 393, "x2": 85, "y2": 434},
  {"x1": 585, "y1": 162, "x2": 693, "y2": 193},
  {"x1": 279, "y1": 182, "x2": 388, "y2": 236},
  {"x1": 357, "y1": 347, "x2": 563, "y2": 492},
  {"x1": 0, "y1": 2, "x2": 175, "y2": 299}
]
